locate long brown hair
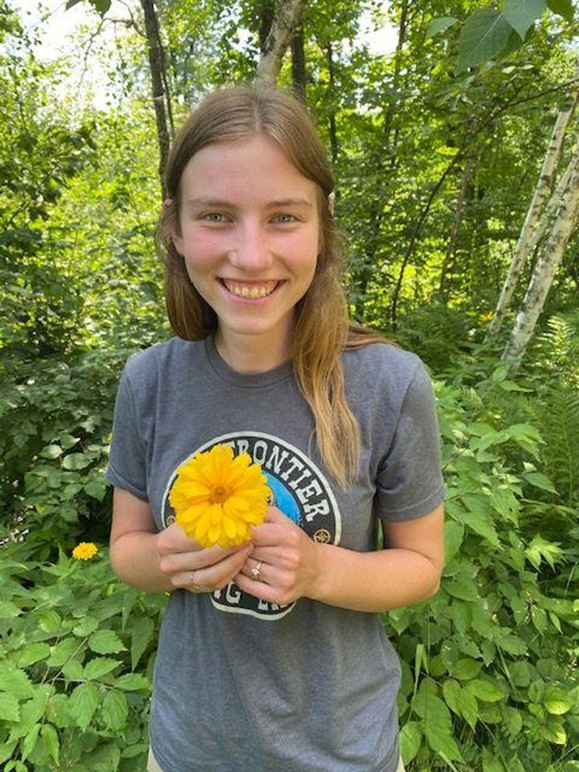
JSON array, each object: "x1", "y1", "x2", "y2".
[{"x1": 157, "y1": 85, "x2": 384, "y2": 486}]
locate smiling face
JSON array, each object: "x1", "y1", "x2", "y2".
[{"x1": 171, "y1": 134, "x2": 321, "y2": 371}]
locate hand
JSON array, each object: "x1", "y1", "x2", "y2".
[
  {"x1": 157, "y1": 523, "x2": 254, "y2": 594},
  {"x1": 235, "y1": 507, "x2": 320, "y2": 605}
]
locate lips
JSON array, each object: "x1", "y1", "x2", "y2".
[{"x1": 221, "y1": 280, "x2": 280, "y2": 299}]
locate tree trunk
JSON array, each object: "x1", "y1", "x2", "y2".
[
  {"x1": 254, "y1": 0, "x2": 307, "y2": 88},
  {"x1": 438, "y1": 147, "x2": 475, "y2": 300},
  {"x1": 291, "y1": 24, "x2": 306, "y2": 99},
  {"x1": 325, "y1": 42, "x2": 338, "y2": 166},
  {"x1": 502, "y1": 147, "x2": 579, "y2": 367},
  {"x1": 140, "y1": 0, "x2": 171, "y2": 198},
  {"x1": 486, "y1": 88, "x2": 578, "y2": 340},
  {"x1": 258, "y1": 0, "x2": 275, "y2": 52},
  {"x1": 353, "y1": 0, "x2": 409, "y2": 322}
]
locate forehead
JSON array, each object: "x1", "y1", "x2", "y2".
[{"x1": 180, "y1": 135, "x2": 318, "y2": 200}]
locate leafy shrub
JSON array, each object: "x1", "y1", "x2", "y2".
[
  {"x1": 0, "y1": 349, "x2": 127, "y2": 547},
  {"x1": 393, "y1": 370, "x2": 579, "y2": 771},
  {"x1": 0, "y1": 541, "x2": 164, "y2": 771}
]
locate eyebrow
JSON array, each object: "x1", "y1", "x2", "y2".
[{"x1": 183, "y1": 197, "x2": 314, "y2": 210}]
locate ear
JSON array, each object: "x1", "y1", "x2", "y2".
[{"x1": 164, "y1": 198, "x2": 183, "y2": 254}]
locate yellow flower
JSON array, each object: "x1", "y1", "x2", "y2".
[
  {"x1": 169, "y1": 444, "x2": 271, "y2": 548},
  {"x1": 72, "y1": 542, "x2": 98, "y2": 561}
]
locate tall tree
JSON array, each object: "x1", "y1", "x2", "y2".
[
  {"x1": 254, "y1": 0, "x2": 307, "y2": 87},
  {"x1": 502, "y1": 144, "x2": 579, "y2": 366},
  {"x1": 486, "y1": 78, "x2": 579, "y2": 341},
  {"x1": 140, "y1": 0, "x2": 173, "y2": 198}
]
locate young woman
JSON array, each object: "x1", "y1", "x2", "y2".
[{"x1": 107, "y1": 85, "x2": 445, "y2": 772}]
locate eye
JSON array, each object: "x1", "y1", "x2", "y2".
[
  {"x1": 198, "y1": 212, "x2": 232, "y2": 224},
  {"x1": 271, "y1": 213, "x2": 297, "y2": 224}
]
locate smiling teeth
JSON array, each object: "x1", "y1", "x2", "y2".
[{"x1": 224, "y1": 281, "x2": 277, "y2": 299}]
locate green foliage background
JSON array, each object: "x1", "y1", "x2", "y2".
[{"x1": 0, "y1": 0, "x2": 577, "y2": 769}]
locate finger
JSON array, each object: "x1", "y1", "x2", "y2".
[
  {"x1": 160, "y1": 541, "x2": 251, "y2": 574},
  {"x1": 263, "y1": 506, "x2": 288, "y2": 523},
  {"x1": 171, "y1": 544, "x2": 252, "y2": 591}
]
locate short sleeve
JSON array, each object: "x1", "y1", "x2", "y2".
[
  {"x1": 375, "y1": 364, "x2": 444, "y2": 523},
  {"x1": 106, "y1": 369, "x2": 149, "y2": 501}
]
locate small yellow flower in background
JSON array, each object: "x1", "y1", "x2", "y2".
[
  {"x1": 72, "y1": 542, "x2": 98, "y2": 561},
  {"x1": 169, "y1": 444, "x2": 271, "y2": 549}
]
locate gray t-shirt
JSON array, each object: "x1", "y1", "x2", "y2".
[{"x1": 107, "y1": 336, "x2": 444, "y2": 772}]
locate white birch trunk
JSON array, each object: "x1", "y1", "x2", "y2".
[
  {"x1": 486, "y1": 89, "x2": 578, "y2": 340},
  {"x1": 254, "y1": 0, "x2": 307, "y2": 88},
  {"x1": 502, "y1": 149, "x2": 579, "y2": 366}
]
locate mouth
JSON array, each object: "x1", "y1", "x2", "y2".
[{"x1": 220, "y1": 279, "x2": 280, "y2": 300}]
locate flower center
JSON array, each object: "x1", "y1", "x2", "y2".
[{"x1": 209, "y1": 485, "x2": 232, "y2": 505}]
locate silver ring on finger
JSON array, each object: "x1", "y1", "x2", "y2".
[{"x1": 251, "y1": 560, "x2": 263, "y2": 581}]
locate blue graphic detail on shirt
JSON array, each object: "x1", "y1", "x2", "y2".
[{"x1": 266, "y1": 473, "x2": 301, "y2": 525}]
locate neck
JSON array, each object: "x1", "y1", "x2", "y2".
[{"x1": 215, "y1": 329, "x2": 292, "y2": 373}]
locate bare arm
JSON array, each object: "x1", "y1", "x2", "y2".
[
  {"x1": 235, "y1": 504, "x2": 444, "y2": 613},
  {"x1": 109, "y1": 487, "x2": 254, "y2": 594}
]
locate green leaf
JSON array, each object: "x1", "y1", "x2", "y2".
[
  {"x1": 543, "y1": 720, "x2": 567, "y2": 744},
  {"x1": 61, "y1": 659, "x2": 85, "y2": 681},
  {"x1": 0, "y1": 601, "x2": 22, "y2": 618},
  {"x1": 84, "y1": 656, "x2": 122, "y2": 680},
  {"x1": 47, "y1": 637, "x2": 82, "y2": 668},
  {"x1": 41, "y1": 723, "x2": 60, "y2": 765},
  {"x1": 467, "y1": 678, "x2": 505, "y2": 702},
  {"x1": 130, "y1": 614, "x2": 155, "y2": 671},
  {"x1": 13, "y1": 686, "x2": 52, "y2": 739},
  {"x1": 72, "y1": 615, "x2": 100, "y2": 637},
  {"x1": 20, "y1": 723, "x2": 41, "y2": 761},
  {"x1": 92, "y1": 0, "x2": 113, "y2": 14},
  {"x1": 442, "y1": 679, "x2": 462, "y2": 716},
  {"x1": 497, "y1": 635, "x2": 527, "y2": 655},
  {"x1": 18, "y1": 643, "x2": 51, "y2": 667},
  {"x1": 0, "y1": 664, "x2": 34, "y2": 699},
  {"x1": 446, "y1": 576, "x2": 479, "y2": 601},
  {"x1": 69, "y1": 683, "x2": 99, "y2": 731},
  {"x1": 502, "y1": 706, "x2": 523, "y2": 737},
  {"x1": 510, "y1": 661, "x2": 531, "y2": 687},
  {"x1": 400, "y1": 720, "x2": 422, "y2": 764},
  {"x1": 482, "y1": 746, "x2": 506, "y2": 772},
  {"x1": 524, "y1": 471, "x2": 557, "y2": 493},
  {"x1": 0, "y1": 691, "x2": 20, "y2": 721},
  {"x1": 544, "y1": 686, "x2": 572, "y2": 715},
  {"x1": 40, "y1": 444, "x2": 63, "y2": 459},
  {"x1": 38, "y1": 610, "x2": 62, "y2": 634},
  {"x1": 503, "y1": 0, "x2": 546, "y2": 39},
  {"x1": 451, "y1": 658, "x2": 482, "y2": 681},
  {"x1": 450, "y1": 602, "x2": 471, "y2": 635},
  {"x1": 456, "y1": 496, "x2": 501, "y2": 548},
  {"x1": 546, "y1": 0, "x2": 575, "y2": 21},
  {"x1": 46, "y1": 693, "x2": 73, "y2": 729},
  {"x1": 62, "y1": 452, "x2": 92, "y2": 470},
  {"x1": 114, "y1": 673, "x2": 150, "y2": 691},
  {"x1": 102, "y1": 690, "x2": 128, "y2": 731},
  {"x1": 89, "y1": 629, "x2": 126, "y2": 655},
  {"x1": 444, "y1": 520, "x2": 464, "y2": 563},
  {"x1": 84, "y1": 479, "x2": 107, "y2": 500},
  {"x1": 457, "y1": 9, "x2": 512, "y2": 72},
  {"x1": 426, "y1": 16, "x2": 458, "y2": 39},
  {"x1": 422, "y1": 695, "x2": 462, "y2": 760}
]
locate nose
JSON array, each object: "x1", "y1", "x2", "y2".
[{"x1": 228, "y1": 220, "x2": 273, "y2": 272}]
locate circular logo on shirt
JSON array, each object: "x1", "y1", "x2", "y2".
[{"x1": 162, "y1": 431, "x2": 341, "y2": 620}]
